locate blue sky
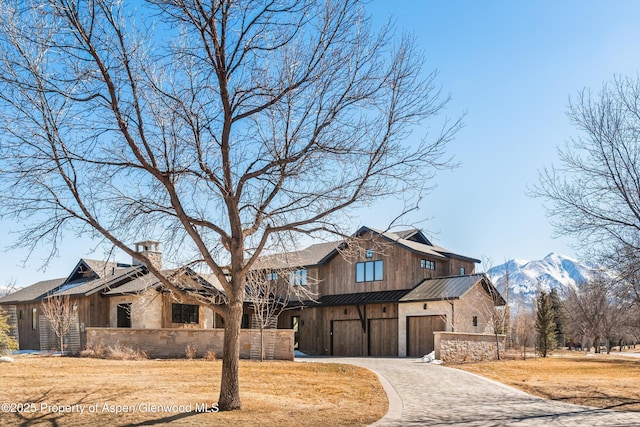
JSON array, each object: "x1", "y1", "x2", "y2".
[{"x1": 2, "y1": 0, "x2": 640, "y2": 287}]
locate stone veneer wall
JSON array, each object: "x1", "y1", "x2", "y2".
[
  {"x1": 86, "y1": 328, "x2": 294, "y2": 360},
  {"x1": 434, "y1": 332, "x2": 505, "y2": 363}
]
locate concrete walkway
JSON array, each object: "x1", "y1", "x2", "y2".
[{"x1": 300, "y1": 357, "x2": 640, "y2": 426}]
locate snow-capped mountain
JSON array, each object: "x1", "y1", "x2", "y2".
[{"x1": 486, "y1": 253, "x2": 601, "y2": 303}]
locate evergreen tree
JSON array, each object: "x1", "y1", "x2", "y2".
[
  {"x1": 535, "y1": 291, "x2": 557, "y2": 357},
  {"x1": 549, "y1": 288, "x2": 565, "y2": 347},
  {"x1": 0, "y1": 310, "x2": 18, "y2": 355}
]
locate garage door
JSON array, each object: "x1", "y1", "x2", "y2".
[
  {"x1": 407, "y1": 315, "x2": 446, "y2": 357},
  {"x1": 368, "y1": 318, "x2": 398, "y2": 356},
  {"x1": 332, "y1": 320, "x2": 365, "y2": 356}
]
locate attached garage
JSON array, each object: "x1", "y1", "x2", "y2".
[
  {"x1": 368, "y1": 318, "x2": 398, "y2": 356},
  {"x1": 407, "y1": 315, "x2": 446, "y2": 357},
  {"x1": 331, "y1": 319, "x2": 365, "y2": 356}
]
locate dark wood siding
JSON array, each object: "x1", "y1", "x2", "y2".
[
  {"x1": 75, "y1": 294, "x2": 109, "y2": 328},
  {"x1": 331, "y1": 320, "x2": 365, "y2": 356},
  {"x1": 407, "y1": 315, "x2": 446, "y2": 357},
  {"x1": 368, "y1": 318, "x2": 398, "y2": 356},
  {"x1": 316, "y1": 231, "x2": 475, "y2": 297},
  {"x1": 280, "y1": 303, "x2": 398, "y2": 356},
  {"x1": 13, "y1": 303, "x2": 41, "y2": 350}
]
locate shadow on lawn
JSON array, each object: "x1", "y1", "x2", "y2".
[
  {"x1": 12, "y1": 388, "x2": 124, "y2": 427},
  {"x1": 119, "y1": 410, "x2": 212, "y2": 426},
  {"x1": 554, "y1": 395, "x2": 640, "y2": 412}
]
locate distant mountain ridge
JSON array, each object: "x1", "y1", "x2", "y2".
[{"x1": 486, "y1": 253, "x2": 600, "y2": 303}]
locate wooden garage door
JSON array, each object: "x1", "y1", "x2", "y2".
[
  {"x1": 407, "y1": 315, "x2": 446, "y2": 357},
  {"x1": 332, "y1": 320, "x2": 365, "y2": 356},
  {"x1": 368, "y1": 318, "x2": 398, "y2": 356}
]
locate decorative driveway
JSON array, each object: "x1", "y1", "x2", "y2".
[{"x1": 300, "y1": 357, "x2": 640, "y2": 426}]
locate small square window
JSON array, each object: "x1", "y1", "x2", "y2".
[
  {"x1": 289, "y1": 269, "x2": 307, "y2": 286},
  {"x1": 472, "y1": 316, "x2": 478, "y2": 327},
  {"x1": 365, "y1": 248, "x2": 373, "y2": 259},
  {"x1": 460, "y1": 267, "x2": 465, "y2": 275},
  {"x1": 266, "y1": 271, "x2": 278, "y2": 281}
]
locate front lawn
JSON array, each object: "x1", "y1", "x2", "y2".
[
  {"x1": 451, "y1": 354, "x2": 640, "y2": 411},
  {"x1": 0, "y1": 356, "x2": 386, "y2": 426}
]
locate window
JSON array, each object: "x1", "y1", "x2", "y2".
[
  {"x1": 292, "y1": 316, "x2": 300, "y2": 350},
  {"x1": 18, "y1": 310, "x2": 23, "y2": 320},
  {"x1": 356, "y1": 260, "x2": 383, "y2": 282},
  {"x1": 365, "y1": 248, "x2": 374, "y2": 259},
  {"x1": 460, "y1": 267, "x2": 465, "y2": 275},
  {"x1": 172, "y1": 303, "x2": 199, "y2": 324},
  {"x1": 266, "y1": 271, "x2": 278, "y2": 281},
  {"x1": 290, "y1": 269, "x2": 307, "y2": 286},
  {"x1": 242, "y1": 314, "x2": 251, "y2": 329},
  {"x1": 117, "y1": 303, "x2": 132, "y2": 328},
  {"x1": 472, "y1": 316, "x2": 478, "y2": 327},
  {"x1": 420, "y1": 259, "x2": 436, "y2": 270}
]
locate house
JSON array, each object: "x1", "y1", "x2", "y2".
[
  {"x1": 0, "y1": 227, "x2": 505, "y2": 359},
  {"x1": 0, "y1": 241, "x2": 225, "y2": 352},
  {"x1": 271, "y1": 226, "x2": 505, "y2": 357}
]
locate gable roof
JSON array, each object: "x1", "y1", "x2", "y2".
[
  {"x1": 359, "y1": 226, "x2": 481, "y2": 263},
  {"x1": 254, "y1": 226, "x2": 480, "y2": 271},
  {"x1": 400, "y1": 273, "x2": 506, "y2": 305},
  {"x1": 0, "y1": 278, "x2": 66, "y2": 304},
  {"x1": 55, "y1": 265, "x2": 146, "y2": 297},
  {"x1": 254, "y1": 240, "x2": 342, "y2": 269}
]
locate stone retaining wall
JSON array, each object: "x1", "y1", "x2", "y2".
[
  {"x1": 86, "y1": 328, "x2": 294, "y2": 360},
  {"x1": 434, "y1": 332, "x2": 505, "y2": 363}
]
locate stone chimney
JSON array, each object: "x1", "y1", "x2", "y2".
[{"x1": 132, "y1": 240, "x2": 162, "y2": 271}]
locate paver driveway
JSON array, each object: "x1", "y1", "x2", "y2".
[{"x1": 301, "y1": 357, "x2": 640, "y2": 426}]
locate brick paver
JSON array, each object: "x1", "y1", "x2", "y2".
[{"x1": 301, "y1": 357, "x2": 640, "y2": 426}]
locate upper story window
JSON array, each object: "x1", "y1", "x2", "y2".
[
  {"x1": 420, "y1": 259, "x2": 436, "y2": 270},
  {"x1": 172, "y1": 303, "x2": 199, "y2": 324},
  {"x1": 460, "y1": 267, "x2": 465, "y2": 275},
  {"x1": 290, "y1": 269, "x2": 307, "y2": 286},
  {"x1": 356, "y1": 260, "x2": 383, "y2": 282},
  {"x1": 266, "y1": 271, "x2": 278, "y2": 281},
  {"x1": 365, "y1": 248, "x2": 374, "y2": 259}
]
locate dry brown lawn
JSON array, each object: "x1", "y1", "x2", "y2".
[
  {"x1": 0, "y1": 356, "x2": 386, "y2": 426},
  {"x1": 451, "y1": 353, "x2": 640, "y2": 412}
]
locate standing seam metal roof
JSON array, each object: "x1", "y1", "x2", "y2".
[{"x1": 400, "y1": 273, "x2": 505, "y2": 305}]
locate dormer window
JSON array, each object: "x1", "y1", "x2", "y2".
[{"x1": 365, "y1": 248, "x2": 373, "y2": 259}]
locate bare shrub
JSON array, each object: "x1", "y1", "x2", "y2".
[
  {"x1": 185, "y1": 344, "x2": 198, "y2": 360},
  {"x1": 204, "y1": 350, "x2": 217, "y2": 361},
  {"x1": 105, "y1": 343, "x2": 148, "y2": 361},
  {"x1": 80, "y1": 342, "x2": 106, "y2": 358}
]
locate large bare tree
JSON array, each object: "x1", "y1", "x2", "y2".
[
  {"x1": 0, "y1": 0, "x2": 459, "y2": 410},
  {"x1": 534, "y1": 75, "x2": 640, "y2": 282}
]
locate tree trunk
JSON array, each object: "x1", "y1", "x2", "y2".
[
  {"x1": 260, "y1": 326, "x2": 265, "y2": 362},
  {"x1": 60, "y1": 332, "x2": 64, "y2": 356},
  {"x1": 218, "y1": 301, "x2": 243, "y2": 411}
]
